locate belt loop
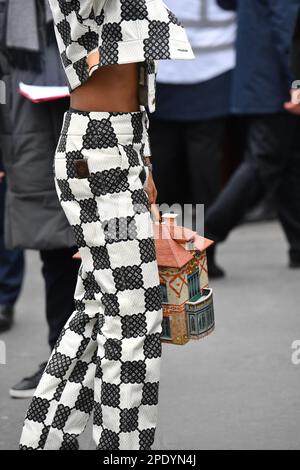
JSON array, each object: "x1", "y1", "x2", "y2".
[
  {"x1": 141, "y1": 108, "x2": 149, "y2": 145},
  {"x1": 143, "y1": 109, "x2": 150, "y2": 132}
]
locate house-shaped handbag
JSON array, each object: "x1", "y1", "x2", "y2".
[{"x1": 154, "y1": 213, "x2": 215, "y2": 346}]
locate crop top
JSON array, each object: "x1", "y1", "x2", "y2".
[{"x1": 48, "y1": 0, "x2": 194, "y2": 112}]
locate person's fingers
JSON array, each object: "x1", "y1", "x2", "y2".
[
  {"x1": 150, "y1": 203, "x2": 161, "y2": 222},
  {"x1": 284, "y1": 101, "x2": 300, "y2": 115},
  {"x1": 144, "y1": 173, "x2": 160, "y2": 220},
  {"x1": 284, "y1": 101, "x2": 297, "y2": 109},
  {"x1": 72, "y1": 251, "x2": 81, "y2": 260}
]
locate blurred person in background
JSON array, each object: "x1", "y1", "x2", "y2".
[
  {"x1": 149, "y1": 0, "x2": 236, "y2": 278},
  {"x1": 0, "y1": 37, "x2": 24, "y2": 331},
  {"x1": 0, "y1": 139, "x2": 24, "y2": 333},
  {"x1": 0, "y1": 0, "x2": 80, "y2": 397},
  {"x1": 205, "y1": 0, "x2": 300, "y2": 275},
  {"x1": 287, "y1": 7, "x2": 300, "y2": 114}
]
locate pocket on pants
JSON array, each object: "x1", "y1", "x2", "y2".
[
  {"x1": 54, "y1": 140, "x2": 125, "y2": 176},
  {"x1": 117, "y1": 142, "x2": 150, "y2": 189},
  {"x1": 54, "y1": 158, "x2": 93, "y2": 201},
  {"x1": 53, "y1": 145, "x2": 129, "y2": 201}
]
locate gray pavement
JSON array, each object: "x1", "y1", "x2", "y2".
[{"x1": 1, "y1": 221, "x2": 300, "y2": 450}]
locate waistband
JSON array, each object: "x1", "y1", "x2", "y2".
[{"x1": 61, "y1": 108, "x2": 147, "y2": 137}]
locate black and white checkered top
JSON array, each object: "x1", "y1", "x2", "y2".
[{"x1": 48, "y1": 0, "x2": 194, "y2": 112}]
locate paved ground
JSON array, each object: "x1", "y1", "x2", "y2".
[{"x1": 0, "y1": 221, "x2": 300, "y2": 450}]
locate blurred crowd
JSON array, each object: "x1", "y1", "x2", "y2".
[{"x1": 1, "y1": 0, "x2": 300, "y2": 398}]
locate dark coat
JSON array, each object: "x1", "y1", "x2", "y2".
[
  {"x1": 218, "y1": 0, "x2": 300, "y2": 114},
  {"x1": 291, "y1": 8, "x2": 300, "y2": 78},
  {"x1": 0, "y1": 10, "x2": 75, "y2": 250}
]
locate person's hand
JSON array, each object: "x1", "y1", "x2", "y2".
[
  {"x1": 0, "y1": 171, "x2": 5, "y2": 183},
  {"x1": 284, "y1": 88, "x2": 300, "y2": 115},
  {"x1": 144, "y1": 172, "x2": 160, "y2": 222}
]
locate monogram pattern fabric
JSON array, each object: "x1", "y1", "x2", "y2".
[{"x1": 19, "y1": 110, "x2": 163, "y2": 450}]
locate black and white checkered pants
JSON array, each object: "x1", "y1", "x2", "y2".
[{"x1": 19, "y1": 110, "x2": 163, "y2": 450}]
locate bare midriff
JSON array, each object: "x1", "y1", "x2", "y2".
[{"x1": 70, "y1": 51, "x2": 140, "y2": 113}]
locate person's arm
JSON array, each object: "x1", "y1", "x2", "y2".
[
  {"x1": 48, "y1": 0, "x2": 106, "y2": 67},
  {"x1": 141, "y1": 111, "x2": 159, "y2": 219},
  {"x1": 266, "y1": 0, "x2": 299, "y2": 88},
  {"x1": 216, "y1": 0, "x2": 238, "y2": 11},
  {"x1": 284, "y1": 5, "x2": 300, "y2": 114},
  {"x1": 290, "y1": 6, "x2": 300, "y2": 78}
]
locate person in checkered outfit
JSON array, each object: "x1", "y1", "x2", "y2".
[{"x1": 19, "y1": 0, "x2": 194, "y2": 450}]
